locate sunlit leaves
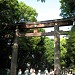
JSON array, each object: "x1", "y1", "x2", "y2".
[
  {"x1": 18, "y1": 1, "x2": 38, "y2": 22},
  {"x1": 60, "y1": 38, "x2": 67, "y2": 66},
  {"x1": 44, "y1": 37, "x2": 54, "y2": 65},
  {"x1": 65, "y1": 25, "x2": 75, "y2": 67},
  {"x1": 60, "y1": 38, "x2": 67, "y2": 57},
  {"x1": 60, "y1": 0, "x2": 75, "y2": 68}
]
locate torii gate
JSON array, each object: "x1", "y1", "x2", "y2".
[{"x1": 10, "y1": 18, "x2": 75, "y2": 75}]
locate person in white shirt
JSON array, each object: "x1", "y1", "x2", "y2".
[
  {"x1": 30, "y1": 68, "x2": 33, "y2": 75},
  {"x1": 67, "y1": 72, "x2": 73, "y2": 75},
  {"x1": 37, "y1": 70, "x2": 41, "y2": 75},
  {"x1": 44, "y1": 68, "x2": 48, "y2": 75},
  {"x1": 31, "y1": 69, "x2": 36, "y2": 75},
  {"x1": 50, "y1": 69, "x2": 54, "y2": 75},
  {"x1": 24, "y1": 68, "x2": 29, "y2": 75},
  {"x1": 18, "y1": 69, "x2": 22, "y2": 75}
]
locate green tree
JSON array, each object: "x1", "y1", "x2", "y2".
[
  {"x1": 18, "y1": 29, "x2": 45, "y2": 69},
  {"x1": 0, "y1": 0, "x2": 20, "y2": 75},
  {"x1": 18, "y1": 2, "x2": 38, "y2": 22},
  {"x1": 66, "y1": 25, "x2": 75, "y2": 68},
  {"x1": 18, "y1": 27, "x2": 55, "y2": 70},
  {"x1": 0, "y1": 0, "x2": 38, "y2": 74},
  {"x1": 60, "y1": 0, "x2": 75, "y2": 68},
  {"x1": 0, "y1": 0, "x2": 19, "y2": 67},
  {"x1": 0, "y1": 0, "x2": 19, "y2": 24},
  {"x1": 44, "y1": 37, "x2": 54, "y2": 68},
  {"x1": 60, "y1": 38, "x2": 67, "y2": 67},
  {"x1": 60, "y1": 0, "x2": 75, "y2": 18}
]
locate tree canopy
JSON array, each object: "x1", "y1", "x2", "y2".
[
  {"x1": 65, "y1": 25, "x2": 75, "y2": 68},
  {"x1": 18, "y1": 2, "x2": 38, "y2": 22},
  {"x1": 60, "y1": 0, "x2": 75, "y2": 18},
  {"x1": 0, "y1": 0, "x2": 19, "y2": 24},
  {"x1": 0, "y1": 0, "x2": 38, "y2": 70},
  {"x1": 60, "y1": 38, "x2": 67, "y2": 67},
  {"x1": 60, "y1": 0, "x2": 75, "y2": 69}
]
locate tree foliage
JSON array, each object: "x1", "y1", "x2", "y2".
[
  {"x1": 18, "y1": 2, "x2": 38, "y2": 22},
  {"x1": 44, "y1": 37, "x2": 54, "y2": 67},
  {"x1": 60, "y1": 0, "x2": 75, "y2": 18},
  {"x1": 60, "y1": 0, "x2": 75, "y2": 68},
  {"x1": 65, "y1": 25, "x2": 75, "y2": 68},
  {"x1": 18, "y1": 27, "x2": 54, "y2": 70},
  {"x1": 0, "y1": 0, "x2": 19, "y2": 69},
  {"x1": 60, "y1": 38, "x2": 67, "y2": 67},
  {"x1": 0, "y1": 0, "x2": 19, "y2": 24},
  {"x1": 0, "y1": 0, "x2": 37, "y2": 70}
]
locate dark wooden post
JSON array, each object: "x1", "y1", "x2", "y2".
[
  {"x1": 33, "y1": 22, "x2": 38, "y2": 33},
  {"x1": 10, "y1": 26, "x2": 19, "y2": 75},
  {"x1": 34, "y1": 28, "x2": 38, "y2": 33},
  {"x1": 54, "y1": 23, "x2": 61, "y2": 75}
]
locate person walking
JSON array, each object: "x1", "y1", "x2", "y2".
[
  {"x1": 37, "y1": 70, "x2": 41, "y2": 75},
  {"x1": 50, "y1": 69, "x2": 54, "y2": 75},
  {"x1": 24, "y1": 68, "x2": 29, "y2": 75},
  {"x1": 31, "y1": 69, "x2": 36, "y2": 75},
  {"x1": 18, "y1": 69, "x2": 22, "y2": 75},
  {"x1": 44, "y1": 68, "x2": 48, "y2": 75}
]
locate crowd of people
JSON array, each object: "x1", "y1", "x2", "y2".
[
  {"x1": 18, "y1": 68, "x2": 36, "y2": 75},
  {"x1": 18, "y1": 68, "x2": 54, "y2": 75},
  {"x1": 17, "y1": 67, "x2": 75, "y2": 75},
  {"x1": 6, "y1": 67, "x2": 74, "y2": 75}
]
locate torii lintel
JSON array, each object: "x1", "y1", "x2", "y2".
[{"x1": 17, "y1": 18, "x2": 75, "y2": 29}]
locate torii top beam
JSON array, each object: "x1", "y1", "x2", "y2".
[{"x1": 17, "y1": 18, "x2": 75, "y2": 29}]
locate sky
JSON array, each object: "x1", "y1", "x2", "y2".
[
  {"x1": 18, "y1": 0, "x2": 61, "y2": 21},
  {"x1": 18, "y1": 0, "x2": 72, "y2": 38}
]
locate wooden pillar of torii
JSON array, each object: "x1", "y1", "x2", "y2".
[
  {"x1": 10, "y1": 18, "x2": 74, "y2": 75},
  {"x1": 54, "y1": 23, "x2": 60, "y2": 75}
]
